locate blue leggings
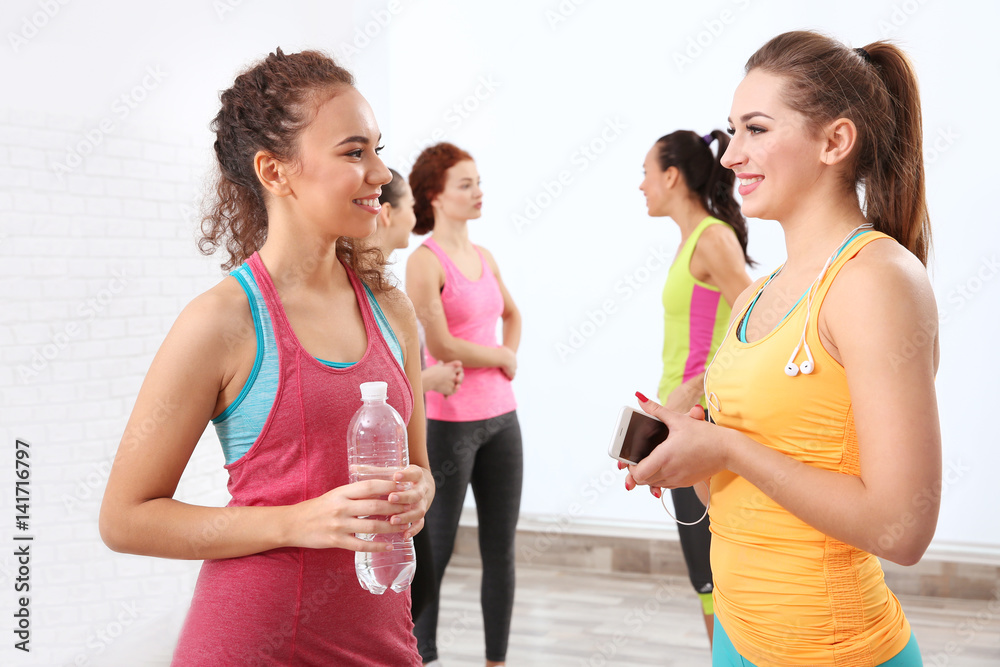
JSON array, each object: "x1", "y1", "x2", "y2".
[{"x1": 712, "y1": 616, "x2": 923, "y2": 666}]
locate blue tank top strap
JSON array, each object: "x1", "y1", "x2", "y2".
[
  {"x1": 737, "y1": 229, "x2": 873, "y2": 343},
  {"x1": 213, "y1": 262, "x2": 404, "y2": 465}
]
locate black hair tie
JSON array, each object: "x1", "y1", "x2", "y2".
[{"x1": 855, "y1": 47, "x2": 873, "y2": 64}]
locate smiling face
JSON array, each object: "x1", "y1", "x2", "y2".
[
  {"x1": 432, "y1": 159, "x2": 482, "y2": 222},
  {"x1": 283, "y1": 86, "x2": 392, "y2": 239},
  {"x1": 721, "y1": 70, "x2": 826, "y2": 222}
]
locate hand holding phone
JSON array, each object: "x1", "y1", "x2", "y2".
[{"x1": 608, "y1": 406, "x2": 669, "y2": 465}]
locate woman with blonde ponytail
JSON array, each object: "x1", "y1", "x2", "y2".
[{"x1": 623, "y1": 31, "x2": 939, "y2": 666}]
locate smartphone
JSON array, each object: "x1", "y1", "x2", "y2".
[{"x1": 608, "y1": 406, "x2": 669, "y2": 465}]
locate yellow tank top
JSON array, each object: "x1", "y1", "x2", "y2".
[{"x1": 704, "y1": 232, "x2": 911, "y2": 666}]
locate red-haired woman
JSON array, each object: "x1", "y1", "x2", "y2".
[
  {"x1": 626, "y1": 31, "x2": 939, "y2": 667},
  {"x1": 99, "y1": 49, "x2": 430, "y2": 666},
  {"x1": 405, "y1": 143, "x2": 522, "y2": 667}
]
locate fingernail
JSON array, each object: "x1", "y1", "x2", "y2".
[
  {"x1": 653, "y1": 488, "x2": 662, "y2": 498},
  {"x1": 388, "y1": 494, "x2": 399, "y2": 503},
  {"x1": 617, "y1": 461, "x2": 625, "y2": 470},
  {"x1": 635, "y1": 391, "x2": 649, "y2": 403},
  {"x1": 625, "y1": 480, "x2": 633, "y2": 491}
]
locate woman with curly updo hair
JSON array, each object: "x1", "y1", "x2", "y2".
[
  {"x1": 99, "y1": 48, "x2": 430, "y2": 666},
  {"x1": 406, "y1": 143, "x2": 522, "y2": 667}
]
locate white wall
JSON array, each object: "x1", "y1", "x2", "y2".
[{"x1": 1, "y1": 0, "x2": 997, "y2": 663}]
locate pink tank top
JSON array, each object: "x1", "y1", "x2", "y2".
[
  {"x1": 171, "y1": 252, "x2": 420, "y2": 666},
  {"x1": 421, "y1": 238, "x2": 516, "y2": 422}
]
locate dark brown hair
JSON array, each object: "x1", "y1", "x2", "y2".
[
  {"x1": 408, "y1": 143, "x2": 474, "y2": 235},
  {"x1": 746, "y1": 31, "x2": 930, "y2": 265},
  {"x1": 199, "y1": 48, "x2": 389, "y2": 289},
  {"x1": 378, "y1": 168, "x2": 406, "y2": 208},
  {"x1": 655, "y1": 129, "x2": 753, "y2": 267}
]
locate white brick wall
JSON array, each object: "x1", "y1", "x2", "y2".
[{"x1": 0, "y1": 108, "x2": 230, "y2": 666}]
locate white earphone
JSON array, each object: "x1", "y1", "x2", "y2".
[{"x1": 783, "y1": 223, "x2": 872, "y2": 377}]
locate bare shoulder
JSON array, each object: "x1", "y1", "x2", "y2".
[
  {"x1": 168, "y1": 276, "x2": 254, "y2": 369},
  {"x1": 694, "y1": 223, "x2": 748, "y2": 273},
  {"x1": 406, "y1": 243, "x2": 444, "y2": 277},
  {"x1": 822, "y1": 237, "x2": 938, "y2": 363},
  {"x1": 373, "y1": 284, "x2": 418, "y2": 327},
  {"x1": 698, "y1": 222, "x2": 741, "y2": 250},
  {"x1": 829, "y1": 237, "x2": 936, "y2": 314}
]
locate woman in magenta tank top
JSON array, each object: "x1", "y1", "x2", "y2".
[
  {"x1": 405, "y1": 143, "x2": 522, "y2": 667},
  {"x1": 99, "y1": 49, "x2": 431, "y2": 666}
]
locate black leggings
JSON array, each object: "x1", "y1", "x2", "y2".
[
  {"x1": 413, "y1": 411, "x2": 523, "y2": 664},
  {"x1": 671, "y1": 485, "x2": 713, "y2": 597}
]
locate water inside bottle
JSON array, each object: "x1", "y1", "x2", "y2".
[{"x1": 351, "y1": 466, "x2": 416, "y2": 594}]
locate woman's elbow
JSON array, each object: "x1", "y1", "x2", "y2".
[
  {"x1": 426, "y1": 337, "x2": 456, "y2": 363},
  {"x1": 98, "y1": 500, "x2": 136, "y2": 554},
  {"x1": 877, "y1": 525, "x2": 936, "y2": 567}
]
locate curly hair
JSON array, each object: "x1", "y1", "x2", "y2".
[
  {"x1": 198, "y1": 47, "x2": 390, "y2": 290},
  {"x1": 408, "y1": 143, "x2": 473, "y2": 235}
]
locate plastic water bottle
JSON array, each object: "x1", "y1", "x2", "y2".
[{"x1": 347, "y1": 381, "x2": 415, "y2": 594}]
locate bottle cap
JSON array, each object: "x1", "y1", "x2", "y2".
[{"x1": 360, "y1": 381, "x2": 388, "y2": 401}]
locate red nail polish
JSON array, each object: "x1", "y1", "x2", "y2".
[
  {"x1": 635, "y1": 391, "x2": 649, "y2": 403},
  {"x1": 653, "y1": 488, "x2": 661, "y2": 498}
]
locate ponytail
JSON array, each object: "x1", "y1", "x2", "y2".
[
  {"x1": 745, "y1": 31, "x2": 930, "y2": 265},
  {"x1": 655, "y1": 130, "x2": 754, "y2": 267},
  {"x1": 862, "y1": 42, "x2": 930, "y2": 265}
]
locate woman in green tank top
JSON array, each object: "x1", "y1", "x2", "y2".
[{"x1": 635, "y1": 129, "x2": 754, "y2": 645}]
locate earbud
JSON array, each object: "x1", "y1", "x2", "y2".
[{"x1": 781, "y1": 222, "x2": 871, "y2": 379}]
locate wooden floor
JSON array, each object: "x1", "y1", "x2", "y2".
[
  {"x1": 97, "y1": 563, "x2": 999, "y2": 666},
  {"x1": 431, "y1": 564, "x2": 1000, "y2": 666}
]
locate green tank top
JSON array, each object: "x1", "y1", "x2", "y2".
[{"x1": 658, "y1": 216, "x2": 734, "y2": 406}]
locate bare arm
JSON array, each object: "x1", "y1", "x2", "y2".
[
  {"x1": 631, "y1": 244, "x2": 942, "y2": 565},
  {"x1": 99, "y1": 283, "x2": 411, "y2": 560},
  {"x1": 666, "y1": 227, "x2": 753, "y2": 410},
  {"x1": 372, "y1": 288, "x2": 435, "y2": 536},
  {"x1": 405, "y1": 246, "x2": 514, "y2": 370}
]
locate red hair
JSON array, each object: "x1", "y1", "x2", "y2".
[{"x1": 408, "y1": 143, "x2": 473, "y2": 235}]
